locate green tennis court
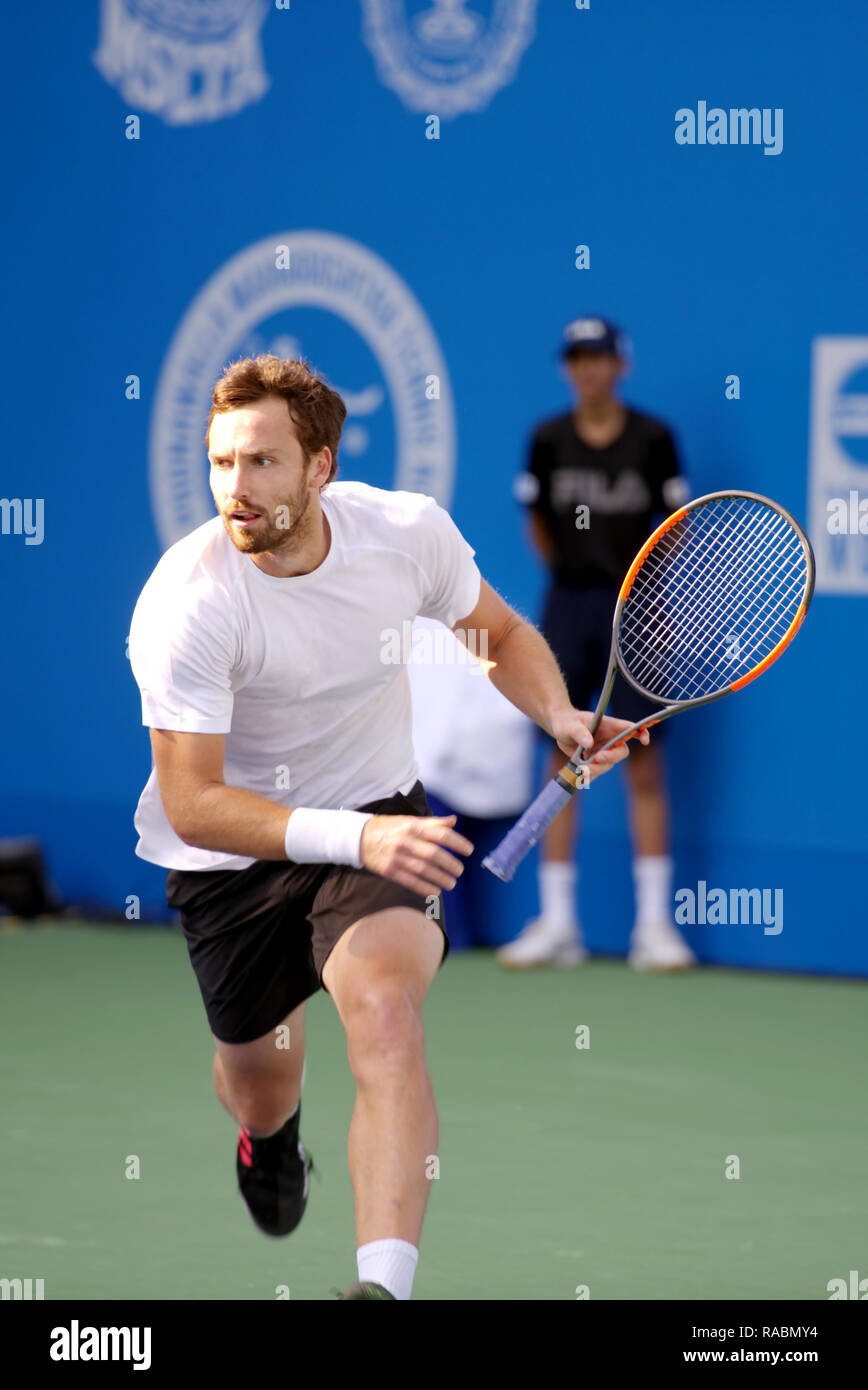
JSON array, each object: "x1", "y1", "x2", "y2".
[{"x1": 1, "y1": 921, "x2": 864, "y2": 1301}]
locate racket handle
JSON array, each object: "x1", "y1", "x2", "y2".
[{"x1": 482, "y1": 778, "x2": 574, "y2": 883}]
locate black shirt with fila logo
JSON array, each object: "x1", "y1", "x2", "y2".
[{"x1": 517, "y1": 408, "x2": 688, "y2": 588}]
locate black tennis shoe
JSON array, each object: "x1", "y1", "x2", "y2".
[{"x1": 236, "y1": 1102, "x2": 312, "y2": 1237}]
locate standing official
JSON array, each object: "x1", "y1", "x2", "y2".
[{"x1": 498, "y1": 317, "x2": 696, "y2": 971}]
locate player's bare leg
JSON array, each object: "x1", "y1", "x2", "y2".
[
  {"x1": 322, "y1": 904, "x2": 444, "y2": 1250},
  {"x1": 213, "y1": 1001, "x2": 313, "y2": 1238},
  {"x1": 212, "y1": 1000, "x2": 308, "y2": 1134}
]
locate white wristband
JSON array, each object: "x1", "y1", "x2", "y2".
[{"x1": 284, "y1": 807, "x2": 373, "y2": 868}]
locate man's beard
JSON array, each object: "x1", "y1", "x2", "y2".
[{"x1": 221, "y1": 476, "x2": 313, "y2": 555}]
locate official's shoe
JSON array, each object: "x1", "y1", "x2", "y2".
[
  {"x1": 628, "y1": 922, "x2": 696, "y2": 972},
  {"x1": 338, "y1": 1282, "x2": 396, "y2": 1300},
  {"x1": 496, "y1": 916, "x2": 588, "y2": 969},
  {"x1": 236, "y1": 1102, "x2": 312, "y2": 1237}
]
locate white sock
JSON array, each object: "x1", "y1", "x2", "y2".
[
  {"x1": 539, "y1": 861, "x2": 578, "y2": 931},
  {"x1": 633, "y1": 855, "x2": 673, "y2": 929},
  {"x1": 357, "y1": 1238, "x2": 419, "y2": 1301}
]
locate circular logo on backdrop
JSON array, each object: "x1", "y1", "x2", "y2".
[
  {"x1": 149, "y1": 231, "x2": 455, "y2": 549},
  {"x1": 362, "y1": 0, "x2": 538, "y2": 118},
  {"x1": 127, "y1": 0, "x2": 265, "y2": 41},
  {"x1": 93, "y1": 0, "x2": 270, "y2": 125}
]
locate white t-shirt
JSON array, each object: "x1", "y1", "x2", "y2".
[{"x1": 129, "y1": 481, "x2": 482, "y2": 871}]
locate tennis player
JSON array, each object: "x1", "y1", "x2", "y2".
[
  {"x1": 128, "y1": 354, "x2": 639, "y2": 1300},
  {"x1": 499, "y1": 317, "x2": 695, "y2": 972}
]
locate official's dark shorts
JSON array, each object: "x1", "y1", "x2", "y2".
[
  {"x1": 540, "y1": 582, "x2": 663, "y2": 729},
  {"x1": 165, "y1": 780, "x2": 448, "y2": 1046}
]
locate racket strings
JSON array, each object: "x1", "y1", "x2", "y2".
[
  {"x1": 623, "y1": 507, "x2": 805, "y2": 698},
  {"x1": 640, "y1": 556, "x2": 801, "y2": 700},
  {"x1": 693, "y1": 528, "x2": 804, "y2": 650},
  {"x1": 634, "y1": 508, "x2": 792, "y2": 648},
  {"x1": 670, "y1": 511, "x2": 801, "y2": 649},
  {"x1": 642, "y1": 513, "x2": 802, "y2": 680},
  {"x1": 635, "y1": 501, "x2": 790, "y2": 614},
  {"x1": 627, "y1": 511, "x2": 793, "y2": 668},
  {"x1": 618, "y1": 497, "x2": 808, "y2": 702},
  {"x1": 626, "y1": 522, "x2": 805, "y2": 699}
]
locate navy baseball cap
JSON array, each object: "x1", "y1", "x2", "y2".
[{"x1": 560, "y1": 316, "x2": 627, "y2": 358}]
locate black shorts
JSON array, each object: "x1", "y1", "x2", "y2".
[
  {"x1": 540, "y1": 582, "x2": 662, "y2": 728},
  {"x1": 165, "y1": 780, "x2": 448, "y2": 1045}
]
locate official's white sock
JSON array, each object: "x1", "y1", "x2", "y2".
[
  {"x1": 633, "y1": 855, "x2": 673, "y2": 929},
  {"x1": 357, "y1": 1238, "x2": 419, "y2": 1301},
  {"x1": 539, "y1": 861, "x2": 578, "y2": 931}
]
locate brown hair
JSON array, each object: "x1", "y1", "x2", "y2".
[{"x1": 206, "y1": 355, "x2": 347, "y2": 485}]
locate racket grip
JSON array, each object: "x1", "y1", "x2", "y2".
[{"x1": 482, "y1": 779, "x2": 574, "y2": 883}]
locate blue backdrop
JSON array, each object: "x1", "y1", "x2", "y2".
[{"x1": 1, "y1": 1, "x2": 865, "y2": 974}]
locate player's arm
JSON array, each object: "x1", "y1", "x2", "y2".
[
  {"x1": 452, "y1": 579, "x2": 646, "y2": 774},
  {"x1": 150, "y1": 729, "x2": 291, "y2": 861},
  {"x1": 150, "y1": 727, "x2": 472, "y2": 897}
]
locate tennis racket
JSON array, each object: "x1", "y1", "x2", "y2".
[{"x1": 483, "y1": 489, "x2": 815, "y2": 883}]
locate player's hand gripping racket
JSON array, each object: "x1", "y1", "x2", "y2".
[{"x1": 483, "y1": 490, "x2": 815, "y2": 882}]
